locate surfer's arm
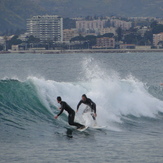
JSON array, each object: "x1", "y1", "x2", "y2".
[
  {"x1": 55, "y1": 103, "x2": 65, "y2": 118},
  {"x1": 54, "y1": 108, "x2": 64, "y2": 118},
  {"x1": 76, "y1": 100, "x2": 82, "y2": 112},
  {"x1": 93, "y1": 104, "x2": 96, "y2": 114},
  {"x1": 57, "y1": 108, "x2": 64, "y2": 117},
  {"x1": 89, "y1": 99, "x2": 97, "y2": 114}
]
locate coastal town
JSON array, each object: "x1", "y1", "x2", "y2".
[{"x1": 0, "y1": 15, "x2": 163, "y2": 53}]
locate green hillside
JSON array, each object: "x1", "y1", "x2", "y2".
[
  {"x1": 0, "y1": 0, "x2": 163, "y2": 33},
  {"x1": 0, "y1": 0, "x2": 45, "y2": 33}
]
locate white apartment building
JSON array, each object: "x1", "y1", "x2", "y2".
[
  {"x1": 110, "y1": 19, "x2": 132, "y2": 30},
  {"x1": 27, "y1": 15, "x2": 63, "y2": 42},
  {"x1": 18, "y1": 33, "x2": 29, "y2": 41},
  {"x1": 76, "y1": 19, "x2": 107, "y2": 33},
  {"x1": 153, "y1": 32, "x2": 163, "y2": 47},
  {"x1": 99, "y1": 27, "x2": 116, "y2": 35},
  {"x1": 0, "y1": 36, "x2": 5, "y2": 44}
]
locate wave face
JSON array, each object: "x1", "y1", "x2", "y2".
[
  {"x1": 1, "y1": 57, "x2": 163, "y2": 134},
  {"x1": 0, "y1": 79, "x2": 54, "y2": 135}
]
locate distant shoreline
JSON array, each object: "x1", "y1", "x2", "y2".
[{"x1": 1, "y1": 49, "x2": 163, "y2": 54}]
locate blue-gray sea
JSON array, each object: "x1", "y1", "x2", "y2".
[{"x1": 0, "y1": 52, "x2": 163, "y2": 163}]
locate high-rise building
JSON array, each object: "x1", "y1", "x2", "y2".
[{"x1": 27, "y1": 15, "x2": 63, "y2": 42}]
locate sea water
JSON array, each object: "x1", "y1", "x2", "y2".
[{"x1": 0, "y1": 52, "x2": 163, "y2": 163}]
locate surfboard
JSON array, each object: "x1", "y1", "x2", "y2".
[
  {"x1": 92, "y1": 125, "x2": 106, "y2": 129},
  {"x1": 77, "y1": 126, "x2": 88, "y2": 132}
]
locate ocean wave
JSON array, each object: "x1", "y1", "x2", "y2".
[{"x1": 1, "y1": 73, "x2": 163, "y2": 132}]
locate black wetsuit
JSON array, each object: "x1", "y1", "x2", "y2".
[
  {"x1": 57, "y1": 101, "x2": 84, "y2": 128},
  {"x1": 77, "y1": 98, "x2": 96, "y2": 120}
]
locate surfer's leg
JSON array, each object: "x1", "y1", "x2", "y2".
[
  {"x1": 68, "y1": 112, "x2": 84, "y2": 128},
  {"x1": 91, "y1": 113, "x2": 96, "y2": 120},
  {"x1": 91, "y1": 104, "x2": 96, "y2": 120},
  {"x1": 91, "y1": 104, "x2": 97, "y2": 126}
]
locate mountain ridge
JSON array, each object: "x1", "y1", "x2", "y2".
[{"x1": 0, "y1": 0, "x2": 163, "y2": 33}]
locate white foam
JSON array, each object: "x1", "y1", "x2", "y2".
[{"x1": 27, "y1": 57, "x2": 163, "y2": 130}]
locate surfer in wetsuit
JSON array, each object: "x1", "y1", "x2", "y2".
[
  {"x1": 76, "y1": 94, "x2": 97, "y2": 120},
  {"x1": 54, "y1": 96, "x2": 85, "y2": 129}
]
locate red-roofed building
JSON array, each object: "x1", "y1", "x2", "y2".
[{"x1": 93, "y1": 37, "x2": 115, "y2": 49}]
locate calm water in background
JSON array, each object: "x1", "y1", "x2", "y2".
[{"x1": 0, "y1": 52, "x2": 163, "y2": 163}]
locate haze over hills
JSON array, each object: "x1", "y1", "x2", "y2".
[{"x1": 0, "y1": 0, "x2": 163, "y2": 33}]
